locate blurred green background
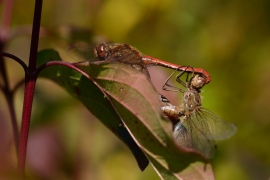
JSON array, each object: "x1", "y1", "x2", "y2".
[{"x1": 1, "y1": 0, "x2": 270, "y2": 179}]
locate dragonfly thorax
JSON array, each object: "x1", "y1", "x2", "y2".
[{"x1": 182, "y1": 90, "x2": 201, "y2": 115}]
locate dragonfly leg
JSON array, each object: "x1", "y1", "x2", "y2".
[
  {"x1": 162, "y1": 68, "x2": 186, "y2": 92},
  {"x1": 144, "y1": 67, "x2": 151, "y2": 79},
  {"x1": 175, "y1": 66, "x2": 195, "y2": 88}
]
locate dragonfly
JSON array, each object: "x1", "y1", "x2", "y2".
[
  {"x1": 161, "y1": 68, "x2": 237, "y2": 159},
  {"x1": 67, "y1": 42, "x2": 211, "y2": 83}
]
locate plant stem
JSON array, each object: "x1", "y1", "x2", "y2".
[
  {"x1": 28, "y1": 0, "x2": 43, "y2": 71},
  {"x1": 18, "y1": 0, "x2": 43, "y2": 174},
  {"x1": 18, "y1": 75, "x2": 37, "y2": 173}
]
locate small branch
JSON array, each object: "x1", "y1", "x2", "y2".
[{"x1": 0, "y1": 52, "x2": 28, "y2": 71}]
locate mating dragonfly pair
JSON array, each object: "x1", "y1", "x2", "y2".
[{"x1": 68, "y1": 42, "x2": 237, "y2": 159}]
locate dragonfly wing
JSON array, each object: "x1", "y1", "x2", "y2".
[
  {"x1": 198, "y1": 108, "x2": 237, "y2": 140},
  {"x1": 66, "y1": 44, "x2": 97, "y2": 62},
  {"x1": 107, "y1": 44, "x2": 143, "y2": 65},
  {"x1": 173, "y1": 120, "x2": 193, "y2": 149},
  {"x1": 104, "y1": 44, "x2": 150, "y2": 77},
  {"x1": 180, "y1": 114, "x2": 217, "y2": 158}
]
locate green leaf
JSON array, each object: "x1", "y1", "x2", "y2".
[
  {"x1": 37, "y1": 49, "x2": 62, "y2": 64},
  {"x1": 37, "y1": 49, "x2": 149, "y2": 171}
]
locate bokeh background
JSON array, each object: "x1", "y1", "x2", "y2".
[{"x1": 0, "y1": 0, "x2": 270, "y2": 179}]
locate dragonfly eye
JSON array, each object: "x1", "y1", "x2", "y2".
[
  {"x1": 95, "y1": 43, "x2": 110, "y2": 61},
  {"x1": 191, "y1": 75, "x2": 206, "y2": 89}
]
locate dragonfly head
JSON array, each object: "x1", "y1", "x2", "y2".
[
  {"x1": 94, "y1": 43, "x2": 111, "y2": 61},
  {"x1": 190, "y1": 75, "x2": 206, "y2": 90}
]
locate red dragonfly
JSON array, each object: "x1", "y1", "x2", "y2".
[
  {"x1": 161, "y1": 68, "x2": 236, "y2": 159},
  {"x1": 67, "y1": 43, "x2": 211, "y2": 83}
]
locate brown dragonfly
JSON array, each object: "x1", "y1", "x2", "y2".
[
  {"x1": 67, "y1": 43, "x2": 211, "y2": 83},
  {"x1": 161, "y1": 68, "x2": 237, "y2": 159}
]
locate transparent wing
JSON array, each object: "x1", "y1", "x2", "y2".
[
  {"x1": 176, "y1": 115, "x2": 216, "y2": 159},
  {"x1": 66, "y1": 44, "x2": 97, "y2": 62},
  {"x1": 174, "y1": 108, "x2": 237, "y2": 158},
  {"x1": 173, "y1": 121, "x2": 193, "y2": 149},
  {"x1": 196, "y1": 108, "x2": 237, "y2": 140}
]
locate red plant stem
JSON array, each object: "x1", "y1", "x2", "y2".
[
  {"x1": 37, "y1": 61, "x2": 97, "y2": 84},
  {"x1": 18, "y1": 75, "x2": 37, "y2": 173},
  {"x1": 18, "y1": 0, "x2": 43, "y2": 174}
]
